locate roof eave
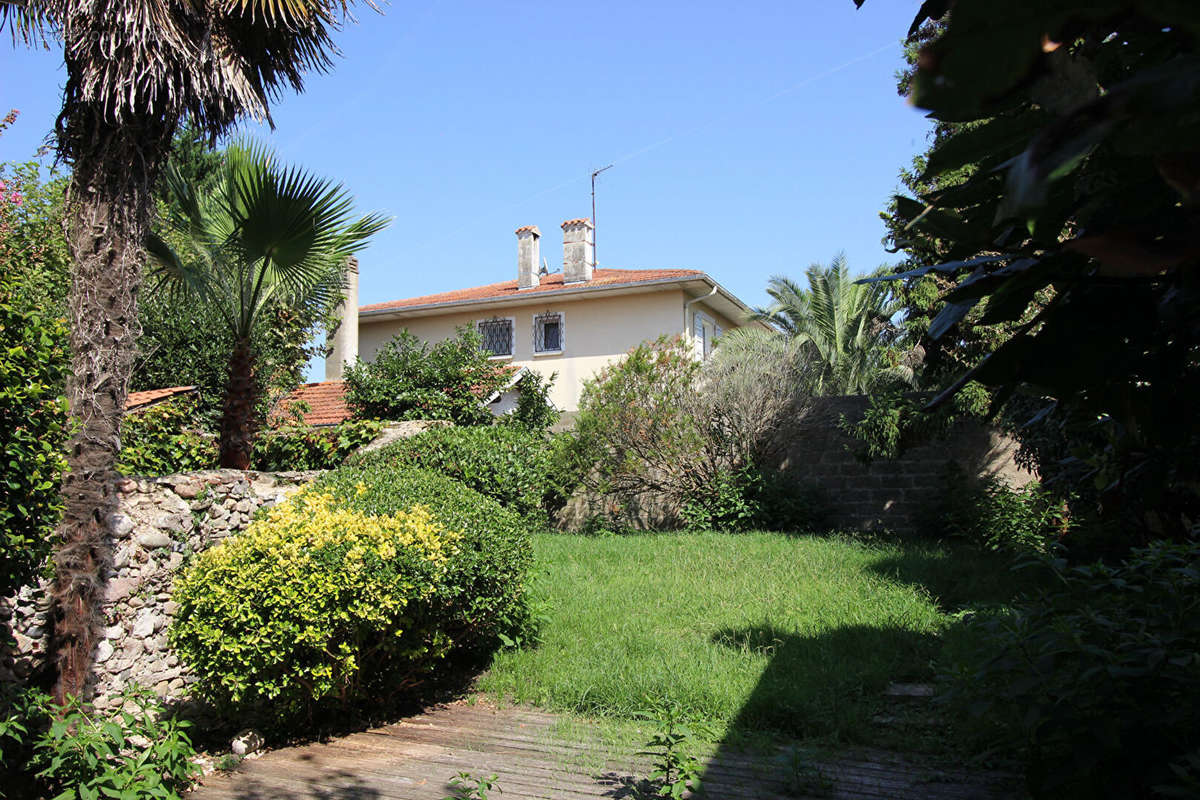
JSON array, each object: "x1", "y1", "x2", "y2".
[{"x1": 359, "y1": 274, "x2": 718, "y2": 320}]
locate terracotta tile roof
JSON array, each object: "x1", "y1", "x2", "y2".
[
  {"x1": 514, "y1": 225, "x2": 539, "y2": 235},
  {"x1": 125, "y1": 386, "x2": 197, "y2": 412},
  {"x1": 561, "y1": 218, "x2": 592, "y2": 228},
  {"x1": 270, "y1": 381, "x2": 350, "y2": 427},
  {"x1": 360, "y1": 268, "x2": 705, "y2": 314}
]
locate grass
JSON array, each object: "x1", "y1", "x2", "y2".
[{"x1": 475, "y1": 530, "x2": 1035, "y2": 751}]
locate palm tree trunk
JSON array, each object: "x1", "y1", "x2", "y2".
[
  {"x1": 219, "y1": 337, "x2": 258, "y2": 469},
  {"x1": 53, "y1": 120, "x2": 171, "y2": 703}
]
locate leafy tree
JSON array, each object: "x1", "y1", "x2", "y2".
[
  {"x1": 2, "y1": 0, "x2": 370, "y2": 702},
  {"x1": 857, "y1": 0, "x2": 1200, "y2": 548},
  {"x1": 344, "y1": 327, "x2": 511, "y2": 425},
  {"x1": 149, "y1": 142, "x2": 387, "y2": 468},
  {"x1": 751, "y1": 254, "x2": 907, "y2": 394}
]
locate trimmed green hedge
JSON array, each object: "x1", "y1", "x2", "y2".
[{"x1": 348, "y1": 425, "x2": 557, "y2": 518}]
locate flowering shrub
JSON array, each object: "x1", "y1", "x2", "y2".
[{"x1": 170, "y1": 491, "x2": 461, "y2": 724}]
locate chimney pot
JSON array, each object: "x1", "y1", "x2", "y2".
[
  {"x1": 561, "y1": 218, "x2": 594, "y2": 283},
  {"x1": 516, "y1": 225, "x2": 541, "y2": 290}
]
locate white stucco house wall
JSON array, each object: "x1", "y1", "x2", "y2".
[{"x1": 325, "y1": 218, "x2": 762, "y2": 413}]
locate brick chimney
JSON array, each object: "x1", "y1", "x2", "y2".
[
  {"x1": 562, "y1": 218, "x2": 594, "y2": 283},
  {"x1": 516, "y1": 225, "x2": 540, "y2": 290},
  {"x1": 325, "y1": 256, "x2": 358, "y2": 380}
]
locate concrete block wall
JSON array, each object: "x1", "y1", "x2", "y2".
[{"x1": 780, "y1": 396, "x2": 1035, "y2": 534}]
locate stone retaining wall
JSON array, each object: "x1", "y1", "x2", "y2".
[{"x1": 0, "y1": 470, "x2": 320, "y2": 709}]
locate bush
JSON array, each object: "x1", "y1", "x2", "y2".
[
  {"x1": 316, "y1": 465, "x2": 534, "y2": 653},
  {"x1": 0, "y1": 687, "x2": 199, "y2": 800},
  {"x1": 347, "y1": 425, "x2": 554, "y2": 518},
  {"x1": 250, "y1": 418, "x2": 383, "y2": 471},
  {"x1": 0, "y1": 280, "x2": 68, "y2": 597},
  {"x1": 118, "y1": 396, "x2": 218, "y2": 476},
  {"x1": 344, "y1": 327, "x2": 508, "y2": 425},
  {"x1": 678, "y1": 467, "x2": 828, "y2": 532},
  {"x1": 924, "y1": 463, "x2": 1067, "y2": 553},
  {"x1": 172, "y1": 466, "x2": 532, "y2": 725},
  {"x1": 561, "y1": 334, "x2": 815, "y2": 528},
  {"x1": 504, "y1": 370, "x2": 561, "y2": 431},
  {"x1": 171, "y1": 489, "x2": 462, "y2": 723},
  {"x1": 944, "y1": 541, "x2": 1200, "y2": 799}
]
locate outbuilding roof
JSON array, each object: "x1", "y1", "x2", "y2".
[{"x1": 125, "y1": 386, "x2": 198, "y2": 412}]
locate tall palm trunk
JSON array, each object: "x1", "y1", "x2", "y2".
[
  {"x1": 53, "y1": 116, "x2": 171, "y2": 703},
  {"x1": 219, "y1": 337, "x2": 258, "y2": 469}
]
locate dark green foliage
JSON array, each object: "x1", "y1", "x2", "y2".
[
  {"x1": 864, "y1": 0, "x2": 1200, "y2": 548},
  {"x1": 348, "y1": 425, "x2": 555, "y2": 519},
  {"x1": 0, "y1": 687, "x2": 200, "y2": 800},
  {"x1": 314, "y1": 464, "x2": 534, "y2": 660},
  {"x1": 0, "y1": 280, "x2": 68, "y2": 596},
  {"x1": 944, "y1": 541, "x2": 1200, "y2": 798},
  {"x1": 139, "y1": 133, "x2": 347, "y2": 426},
  {"x1": 344, "y1": 327, "x2": 508, "y2": 425},
  {"x1": 504, "y1": 370, "x2": 561, "y2": 431},
  {"x1": 117, "y1": 397, "x2": 218, "y2": 476},
  {"x1": 249, "y1": 418, "x2": 383, "y2": 471},
  {"x1": 136, "y1": 297, "x2": 325, "y2": 426},
  {"x1": 840, "y1": 383, "x2": 990, "y2": 464},
  {"x1": 922, "y1": 464, "x2": 1068, "y2": 553},
  {"x1": 678, "y1": 467, "x2": 828, "y2": 533}
]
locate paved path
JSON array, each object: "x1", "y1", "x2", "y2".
[{"x1": 189, "y1": 702, "x2": 1020, "y2": 800}]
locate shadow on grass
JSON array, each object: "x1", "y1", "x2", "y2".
[
  {"x1": 711, "y1": 624, "x2": 939, "y2": 742},
  {"x1": 865, "y1": 544, "x2": 1046, "y2": 612},
  {"x1": 681, "y1": 622, "x2": 1021, "y2": 799}
]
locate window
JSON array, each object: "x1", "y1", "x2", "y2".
[
  {"x1": 533, "y1": 311, "x2": 564, "y2": 354},
  {"x1": 478, "y1": 317, "x2": 514, "y2": 357},
  {"x1": 693, "y1": 311, "x2": 716, "y2": 358}
]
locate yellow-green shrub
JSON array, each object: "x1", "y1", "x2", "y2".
[{"x1": 169, "y1": 491, "x2": 460, "y2": 723}]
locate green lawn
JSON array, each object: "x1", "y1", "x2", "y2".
[{"x1": 476, "y1": 531, "x2": 1029, "y2": 750}]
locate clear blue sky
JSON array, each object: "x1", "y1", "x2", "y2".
[{"x1": 1, "y1": 1, "x2": 930, "y2": 367}]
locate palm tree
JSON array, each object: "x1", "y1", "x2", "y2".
[
  {"x1": 3, "y1": 0, "x2": 369, "y2": 702},
  {"x1": 149, "y1": 142, "x2": 388, "y2": 468},
  {"x1": 751, "y1": 253, "x2": 904, "y2": 395}
]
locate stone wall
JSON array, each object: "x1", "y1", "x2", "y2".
[
  {"x1": 0, "y1": 470, "x2": 319, "y2": 710},
  {"x1": 781, "y1": 395, "x2": 1035, "y2": 534}
]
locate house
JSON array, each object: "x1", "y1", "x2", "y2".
[{"x1": 326, "y1": 218, "x2": 761, "y2": 412}]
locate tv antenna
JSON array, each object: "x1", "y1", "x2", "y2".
[{"x1": 591, "y1": 164, "x2": 613, "y2": 266}]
